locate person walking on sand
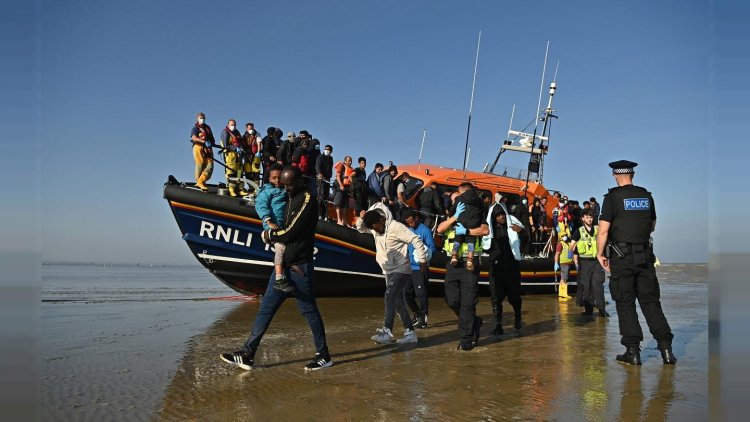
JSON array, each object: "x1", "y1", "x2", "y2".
[
  {"x1": 220, "y1": 166, "x2": 332, "y2": 372},
  {"x1": 356, "y1": 202, "x2": 429, "y2": 345},
  {"x1": 437, "y1": 189, "x2": 490, "y2": 351}
]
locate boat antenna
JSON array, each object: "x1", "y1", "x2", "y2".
[
  {"x1": 523, "y1": 41, "x2": 550, "y2": 191},
  {"x1": 487, "y1": 103, "x2": 515, "y2": 174},
  {"x1": 418, "y1": 129, "x2": 427, "y2": 169},
  {"x1": 464, "y1": 146, "x2": 471, "y2": 170},
  {"x1": 462, "y1": 30, "x2": 481, "y2": 178},
  {"x1": 534, "y1": 41, "x2": 549, "y2": 130},
  {"x1": 537, "y1": 61, "x2": 560, "y2": 184}
]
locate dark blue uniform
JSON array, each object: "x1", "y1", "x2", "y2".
[{"x1": 601, "y1": 160, "x2": 675, "y2": 365}]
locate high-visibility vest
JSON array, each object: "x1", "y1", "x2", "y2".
[
  {"x1": 576, "y1": 225, "x2": 598, "y2": 258},
  {"x1": 442, "y1": 228, "x2": 483, "y2": 257},
  {"x1": 559, "y1": 241, "x2": 573, "y2": 264}
]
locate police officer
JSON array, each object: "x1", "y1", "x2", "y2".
[
  {"x1": 436, "y1": 190, "x2": 490, "y2": 351},
  {"x1": 596, "y1": 160, "x2": 676, "y2": 365}
]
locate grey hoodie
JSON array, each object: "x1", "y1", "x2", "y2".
[{"x1": 356, "y1": 202, "x2": 428, "y2": 275}]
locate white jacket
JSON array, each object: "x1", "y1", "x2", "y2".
[
  {"x1": 482, "y1": 203, "x2": 524, "y2": 261},
  {"x1": 356, "y1": 202, "x2": 428, "y2": 275}
]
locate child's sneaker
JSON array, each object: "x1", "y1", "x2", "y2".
[
  {"x1": 370, "y1": 327, "x2": 394, "y2": 344},
  {"x1": 273, "y1": 275, "x2": 294, "y2": 292},
  {"x1": 219, "y1": 350, "x2": 254, "y2": 370},
  {"x1": 304, "y1": 353, "x2": 333, "y2": 372},
  {"x1": 396, "y1": 329, "x2": 418, "y2": 344}
]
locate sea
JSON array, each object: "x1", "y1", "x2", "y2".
[{"x1": 41, "y1": 262, "x2": 708, "y2": 421}]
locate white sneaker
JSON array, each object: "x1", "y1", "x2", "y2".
[
  {"x1": 371, "y1": 327, "x2": 394, "y2": 344},
  {"x1": 396, "y1": 329, "x2": 417, "y2": 344}
]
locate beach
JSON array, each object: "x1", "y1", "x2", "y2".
[{"x1": 42, "y1": 263, "x2": 707, "y2": 421}]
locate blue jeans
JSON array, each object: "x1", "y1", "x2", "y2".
[
  {"x1": 383, "y1": 272, "x2": 414, "y2": 331},
  {"x1": 243, "y1": 261, "x2": 329, "y2": 357}
]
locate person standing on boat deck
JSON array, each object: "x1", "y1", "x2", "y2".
[
  {"x1": 221, "y1": 119, "x2": 248, "y2": 197},
  {"x1": 333, "y1": 156, "x2": 354, "y2": 226},
  {"x1": 190, "y1": 112, "x2": 215, "y2": 192},
  {"x1": 356, "y1": 202, "x2": 428, "y2": 345},
  {"x1": 382, "y1": 165, "x2": 398, "y2": 217},
  {"x1": 243, "y1": 123, "x2": 262, "y2": 189},
  {"x1": 315, "y1": 144, "x2": 334, "y2": 220},
  {"x1": 403, "y1": 210, "x2": 436, "y2": 329},
  {"x1": 351, "y1": 157, "x2": 369, "y2": 218},
  {"x1": 597, "y1": 160, "x2": 676, "y2": 366},
  {"x1": 307, "y1": 137, "x2": 321, "y2": 197},
  {"x1": 395, "y1": 172, "x2": 414, "y2": 220},
  {"x1": 571, "y1": 208, "x2": 608, "y2": 317},
  {"x1": 482, "y1": 202, "x2": 525, "y2": 336},
  {"x1": 417, "y1": 182, "x2": 443, "y2": 230},
  {"x1": 512, "y1": 197, "x2": 531, "y2": 255},
  {"x1": 261, "y1": 127, "x2": 278, "y2": 184},
  {"x1": 437, "y1": 193, "x2": 490, "y2": 351},
  {"x1": 275, "y1": 131, "x2": 295, "y2": 166},
  {"x1": 220, "y1": 165, "x2": 333, "y2": 372},
  {"x1": 367, "y1": 162, "x2": 386, "y2": 208},
  {"x1": 589, "y1": 196, "x2": 601, "y2": 225}
]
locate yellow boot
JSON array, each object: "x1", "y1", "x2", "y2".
[
  {"x1": 228, "y1": 184, "x2": 238, "y2": 197},
  {"x1": 196, "y1": 174, "x2": 209, "y2": 192},
  {"x1": 558, "y1": 282, "x2": 571, "y2": 300}
]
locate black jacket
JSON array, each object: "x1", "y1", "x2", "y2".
[
  {"x1": 315, "y1": 154, "x2": 333, "y2": 179},
  {"x1": 268, "y1": 189, "x2": 318, "y2": 265},
  {"x1": 418, "y1": 187, "x2": 442, "y2": 214}
]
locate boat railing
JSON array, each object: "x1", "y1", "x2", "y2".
[{"x1": 489, "y1": 165, "x2": 539, "y2": 182}]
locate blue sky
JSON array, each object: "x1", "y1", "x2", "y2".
[{"x1": 36, "y1": 0, "x2": 712, "y2": 264}]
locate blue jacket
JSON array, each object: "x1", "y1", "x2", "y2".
[
  {"x1": 408, "y1": 223, "x2": 436, "y2": 270},
  {"x1": 255, "y1": 184, "x2": 288, "y2": 230},
  {"x1": 367, "y1": 170, "x2": 385, "y2": 198}
]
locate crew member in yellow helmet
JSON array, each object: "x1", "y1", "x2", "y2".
[{"x1": 571, "y1": 208, "x2": 608, "y2": 317}]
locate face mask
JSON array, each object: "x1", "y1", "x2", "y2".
[
  {"x1": 198, "y1": 118, "x2": 205, "y2": 124},
  {"x1": 323, "y1": 150, "x2": 331, "y2": 156},
  {"x1": 522, "y1": 199, "x2": 528, "y2": 205},
  {"x1": 229, "y1": 125, "x2": 236, "y2": 131},
  {"x1": 561, "y1": 236, "x2": 569, "y2": 242},
  {"x1": 246, "y1": 129, "x2": 253, "y2": 135}
]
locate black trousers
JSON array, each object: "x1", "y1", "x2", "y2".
[
  {"x1": 404, "y1": 269, "x2": 429, "y2": 318},
  {"x1": 488, "y1": 258, "x2": 522, "y2": 323},
  {"x1": 609, "y1": 253, "x2": 673, "y2": 347},
  {"x1": 576, "y1": 258, "x2": 606, "y2": 310},
  {"x1": 444, "y1": 263, "x2": 479, "y2": 343}
]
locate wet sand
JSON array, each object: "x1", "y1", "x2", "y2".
[{"x1": 42, "y1": 264, "x2": 708, "y2": 420}]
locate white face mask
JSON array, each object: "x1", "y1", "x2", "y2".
[
  {"x1": 198, "y1": 118, "x2": 205, "y2": 124},
  {"x1": 522, "y1": 199, "x2": 528, "y2": 205},
  {"x1": 229, "y1": 125, "x2": 236, "y2": 131},
  {"x1": 246, "y1": 129, "x2": 253, "y2": 135},
  {"x1": 323, "y1": 150, "x2": 331, "y2": 156}
]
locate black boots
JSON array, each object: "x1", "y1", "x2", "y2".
[
  {"x1": 616, "y1": 345, "x2": 642, "y2": 365},
  {"x1": 514, "y1": 310, "x2": 522, "y2": 330},
  {"x1": 658, "y1": 341, "x2": 677, "y2": 365}
]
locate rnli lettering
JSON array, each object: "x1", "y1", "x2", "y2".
[
  {"x1": 623, "y1": 198, "x2": 650, "y2": 210},
  {"x1": 198, "y1": 221, "x2": 253, "y2": 247}
]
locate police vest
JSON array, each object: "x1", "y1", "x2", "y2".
[
  {"x1": 442, "y1": 229, "x2": 483, "y2": 257},
  {"x1": 576, "y1": 226, "x2": 598, "y2": 258},
  {"x1": 604, "y1": 185, "x2": 655, "y2": 244},
  {"x1": 559, "y1": 241, "x2": 573, "y2": 264}
]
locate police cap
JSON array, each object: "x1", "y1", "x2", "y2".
[{"x1": 608, "y1": 160, "x2": 638, "y2": 174}]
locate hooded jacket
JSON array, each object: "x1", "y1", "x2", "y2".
[
  {"x1": 482, "y1": 202, "x2": 524, "y2": 261},
  {"x1": 356, "y1": 202, "x2": 428, "y2": 275},
  {"x1": 255, "y1": 184, "x2": 287, "y2": 231}
]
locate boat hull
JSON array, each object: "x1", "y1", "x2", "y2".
[{"x1": 163, "y1": 178, "x2": 575, "y2": 297}]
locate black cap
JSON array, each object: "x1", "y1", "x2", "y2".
[{"x1": 608, "y1": 160, "x2": 638, "y2": 174}]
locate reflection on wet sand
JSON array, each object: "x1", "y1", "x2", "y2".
[{"x1": 157, "y1": 277, "x2": 707, "y2": 420}]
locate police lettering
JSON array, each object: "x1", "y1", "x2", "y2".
[{"x1": 623, "y1": 198, "x2": 650, "y2": 210}]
